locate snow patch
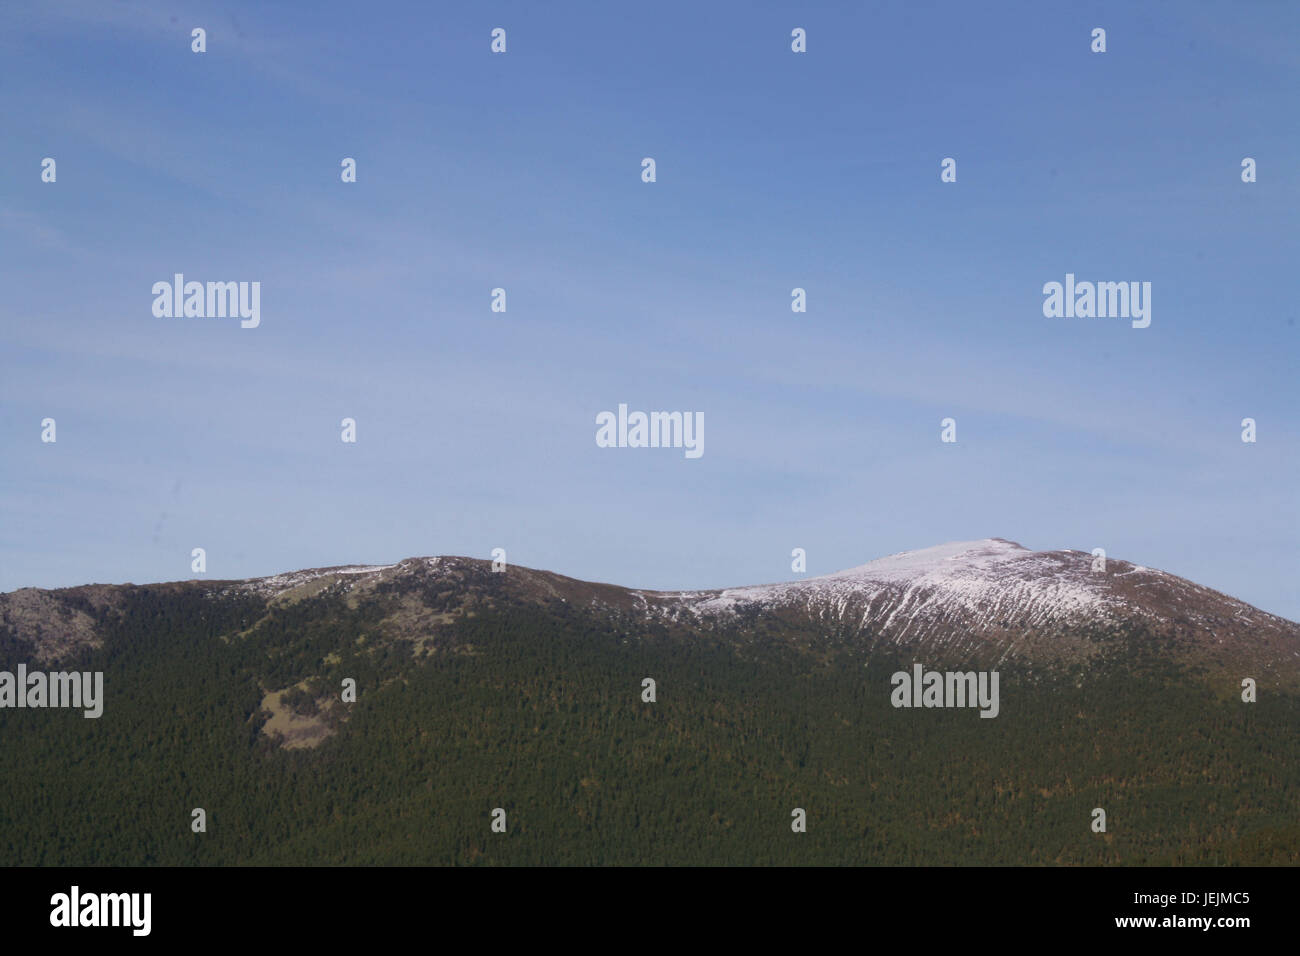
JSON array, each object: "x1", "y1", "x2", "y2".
[{"x1": 678, "y1": 539, "x2": 1122, "y2": 639}]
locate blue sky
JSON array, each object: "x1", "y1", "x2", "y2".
[{"x1": 2, "y1": 0, "x2": 1297, "y2": 620}]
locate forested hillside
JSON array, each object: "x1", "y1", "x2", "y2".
[{"x1": 1, "y1": 578, "x2": 1297, "y2": 865}]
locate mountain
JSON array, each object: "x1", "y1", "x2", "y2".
[
  {"x1": 659, "y1": 538, "x2": 1300, "y2": 680},
  {"x1": 2, "y1": 540, "x2": 1298, "y2": 866},
  {"x1": 6, "y1": 538, "x2": 1294, "y2": 682}
]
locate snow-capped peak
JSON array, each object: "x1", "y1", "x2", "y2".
[
  {"x1": 677, "y1": 538, "x2": 1116, "y2": 645},
  {"x1": 819, "y1": 538, "x2": 1030, "y2": 581}
]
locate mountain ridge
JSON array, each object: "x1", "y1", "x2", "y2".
[{"x1": 3, "y1": 538, "x2": 1297, "y2": 683}]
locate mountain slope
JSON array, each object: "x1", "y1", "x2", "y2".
[{"x1": 2, "y1": 540, "x2": 1299, "y2": 865}]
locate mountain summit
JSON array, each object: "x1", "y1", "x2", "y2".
[{"x1": 631, "y1": 538, "x2": 1294, "y2": 677}]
